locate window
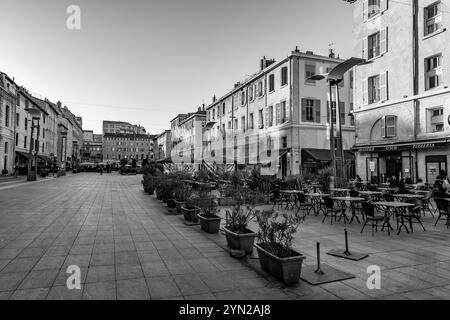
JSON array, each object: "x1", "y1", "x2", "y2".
[
  {"x1": 212, "y1": 109, "x2": 215, "y2": 120},
  {"x1": 5, "y1": 105, "x2": 9, "y2": 127},
  {"x1": 228, "y1": 121, "x2": 231, "y2": 129},
  {"x1": 428, "y1": 107, "x2": 444, "y2": 132},
  {"x1": 268, "y1": 105, "x2": 274, "y2": 127},
  {"x1": 368, "y1": 32, "x2": 380, "y2": 59},
  {"x1": 282, "y1": 137, "x2": 288, "y2": 149},
  {"x1": 222, "y1": 103, "x2": 226, "y2": 115},
  {"x1": 15, "y1": 133, "x2": 19, "y2": 146},
  {"x1": 24, "y1": 136, "x2": 27, "y2": 148},
  {"x1": 43, "y1": 129, "x2": 45, "y2": 139},
  {"x1": 368, "y1": 75, "x2": 380, "y2": 103},
  {"x1": 425, "y1": 54, "x2": 442, "y2": 90},
  {"x1": 258, "y1": 81, "x2": 263, "y2": 97},
  {"x1": 381, "y1": 115, "x2": 397, "y2": 138},
  {"x1": 306, "y1": 99, "x2": 314, "y2": 121},
  {"x1": 269, "y1": 74, "x2": 275, "y2": 92},
  {"x1": 16, "y1": 113, "x2": 19, "y2": 127},
  {"x1": 425, "y1": 2, "x2": 442, "y2": 36},
  {"x1": 281, "y1": 67, "x2": 288, "y2": 86},
  {"x1": 267, "y1": 136, "x2": 272, "y2": 157},
  {"x1": 280, "y1": 101, "x2": 288, "y2": 122},
  {"x1": 368, "y1": 0, "x2": 381, "y2": 19},
  {"x1": 350, "y1": 103, "x2": 355, "y2": 125},
  {"x1": 249, "y1": 87, "x2": 253, "y2": 101},
  {"x1": 241, "y1": 91, "x2": 246, "y2": 106},
  {"x1": 234, "y1": 119, "x2": 238, "y2": 131},
  {"x1": 249, "y1": 113, "x2": 254, "y2": 129},
  {"x1": 241, "y1": 116, "x2": 245, "y2": 132},
  {"x1": 305, "y1": 64, "x2": 316, "y2": 84}
]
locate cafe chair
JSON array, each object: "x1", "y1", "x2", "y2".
[
  {"x1": 271, "y1": 190, "x2": 288, "y2": 210},
  {"x1": 322, "y1": 196, "x2": 344, "y2": 225},
  {"x1": 434, "y1": 199, "x2": 450, "y2": 229},
  {"x1": 296, "y1": 193, "x2": 314, "y2": 218},
  {"x1": 421, "y1": 191, "x2": 436, "y2": 217},
  {"x1": 401, "y1": 205, "x2": 426, "y2": 233},
  {"x1": 360, "y1": 202, "x2": 386, "y2": 236}
]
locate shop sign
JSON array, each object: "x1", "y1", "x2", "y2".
[{"x1": 412, "y1": 143, "x2": 435, "y2": 149}]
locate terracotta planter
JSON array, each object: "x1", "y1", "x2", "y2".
[
  {"x1": 223, "y1": 226, "x2": 256, "y2": 255},
  {"x1": 218, "y1": 197, "x2": 237, "y2": 207},
  {"x1": 182, "y1": 206, "x2": 200, "y2": 223},
  {"x1": 198, "y1": 215, "x2": 221, "y2": 234},
  {"x1": 254, "y1": 243, "x2": 305, "y2": 284}
]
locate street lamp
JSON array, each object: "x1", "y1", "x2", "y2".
[
  {"x1": 25, "y1": 107, "x2": 41, "y2": 181},
  {"x1": 308, "y1": 57, "x2": 367, "y2": 187}
]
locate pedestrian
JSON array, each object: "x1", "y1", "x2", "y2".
[
  {"x1": 435, "y1": 170, "x2": 449, "y2": 192},
  {"x1": 14, "y1": 164, "x2": 19, "y2": 177}
]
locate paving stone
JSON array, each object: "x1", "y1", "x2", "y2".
[
  {"x1": 116, "y1": 263, "x2": 144, "y2": 280},
  {"x1": 47, "y1": 286, "x2": 83, "y2": 300},
  {"x1": 18, "y1": 269, "x2": 59, "y2": 289},
  {"x1": 146, "y1": 276, "x2": 182, "y2": 299},
  {"x1": 9, "y1": 288, "x2": 49, "y2": 300},
  {"x1": 117, "y1": 278, "x2": 150, "y2": 300},
  {"x1": 86, "y1": 265, "x2": 116, "y2": 283},
  {"x1": 83, "y1": 281, "x2": 116, "y2": 300}
]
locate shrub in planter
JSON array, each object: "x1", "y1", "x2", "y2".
[
  {"x1": 254, "y1": 210, "x2": 305, "y2": 284},
  {"x1": 223, "y1": 202, "x2": 257, "y2": 255},
  {"x1": 174, "y1": 183, "x2": 193, "y2": 213},
  {"x1": 198, "y1": 199, "x2": 221, "y2": 233},
  {"x1": 182, "y1": 194, "x2": 200, "y2": 224},
  {"x1": 142, "y1": 173, "x2": 157, "y2": 195}
]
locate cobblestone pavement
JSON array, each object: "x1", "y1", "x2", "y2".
[{"x1": 0, "y1": 172, "x2": 450, "y2": 300}]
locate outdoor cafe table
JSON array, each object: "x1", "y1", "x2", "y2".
[
  {"x1": 280, "y1": 190, "x2": 304, "y2": 209},
  {"x1": 358, "y1": 190, "x2": 383, "y2": 201},
  {"x1": 329, "y1": 188, "x2": 350, "y2": 196},
  {"x1": 331, "y1": 196, "x2": 365, "y2": 224},
  {"x1": 308, "y1": 184, "x2": 323, "y2": 193},
  {"x1": 393, "y1": 194, "x2": 424, "y2": 200},
  {"x1": 373, "y1": 201, "x2": 416, "y2": 235},
  {"x1": 377, "y1": 187, "x2": 399, "y2": 194},
  {"x1": 305, "y1": 193, "x2": 329, "y2": 216}
]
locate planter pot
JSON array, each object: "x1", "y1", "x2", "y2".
[
  {"x1": 167, "y1": 199, "x2": 176, "y2": 209},
  {"x1": 174, "y1": 200, "x2": 186, "y2": 213},
  {"x1": 223, "y1": 226, "x2": 256, "y2": 255},
  {"x1": 218, "y1": 197, "x2": 237, "y2": 207},
  {"x1": 182, "y1": 206, "x2": 200, "y2": 223},
  {"x1": 254, "y1": 243, "x2": 305, "y2": 285},
  {"x1": 198, "y1": 215, "x2": 221, "y2": 234},
  {"x1": 197, "y1": 198, "x2": 216, "y2": 208}
]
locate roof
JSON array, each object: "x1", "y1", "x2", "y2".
[
  {"x1": 178, "y1": 111, "x2": 206, "y2": 126},
  {"x1": 103, "y1": 132, "x2": 154, "y2": 140}
]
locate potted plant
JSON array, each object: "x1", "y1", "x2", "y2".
[
  {"x1": 174, "y1": 183, "x2": 193, "y2": 214},
  {"x1": 198, "y1": 199, "x2": 221, "y2": 233},
  {"x1": 181, "y1": 193, "x2": 201, "y2": 224},
  {"x1": 218, "y1": 184, "x2": 238, "y2": 207},
  {"x1": 223, "y1": 203, "x2": 257, "y2": 255},
  {"x1": 142, "y1": 173, "x2": 156, "y2": 195},
  {"x1": 254, "y1": 210, "x2": 305, "y2": 284}
]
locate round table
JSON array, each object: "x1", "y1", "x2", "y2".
[
  {"x1": 373, "y1": 201, "x2": 415, "y2": 235},
  {"x1": 332, "y1": 196, "x2": 365, "y2": 224},
  {"x1": 305, "y1": 193, "x2": 329, "y2": 216}
]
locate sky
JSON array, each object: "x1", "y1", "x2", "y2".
[{"x1": 0, "y1": 0, "x2": 354, "y2": 134}]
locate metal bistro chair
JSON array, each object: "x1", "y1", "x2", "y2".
[
  {"x1": 401, "y1": 204, "x2": 426, "y2": 233},
  {"x1": 360, "y1": 202, "x2": 386, "y2": 236},
  {"x1": 421, "y1": 191, "x2": 436, "y2": 217},
  {"x1": 435, "y1": 199, "x2": 450, "y2": 229},
  {"x1": 296, "y1": 193, "x2": 314, "y2": 219},
  {"x1": 271, "y1": 189, "x2": 288, "y2": 210},
  {"x1": 322, "y1": 196, "x2": 344, "y2": 225}
]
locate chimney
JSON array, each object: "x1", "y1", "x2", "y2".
[
  {"x1": 202, "y1": 104, "x2": 205, "y2": 111},
  {"x1": 260, "y1": 56, "x2": 267, "y2": 71},
  {"x1": 57, "y1": 101, "x2": 62, "y2": 109},
  {"x1": 329, "y1": 49, "x2": 335, "y2": 59},
  {"x1": 212, "y1": 95, "x2": 216, "y2": 102}
]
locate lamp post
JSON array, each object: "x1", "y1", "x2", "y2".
[
  {"x1": 308, "y1": 57, "x2": 367, "y2": 187},
  {"x1": 26, "y1": 108, "x2": 41, "y2": 181}
]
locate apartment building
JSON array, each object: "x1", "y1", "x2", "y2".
[
  {"x1": 102, "y1": 133, "x2": 155, "y2": 164},
  {"x1": 0, "y1": 73, "x2": 17, "y2": 174},
  {"x1": 203, "y1": 48, "x2": 355, "y2": 178},
  {"x1": 352, "y1": 0, "x2": 450, "y2": 184},
  {"x1": 82, "y1": 131, "x2": 103, "y2": 162},
  {"x1": 154, "y1": 130, "x2": 172, "y2": 162},
  {"x1": 103, "y1": 121, "x2": 146, "y2": 135},
  {"x1": 170, "y1": 110, "x2": 206, "y2": 170}
]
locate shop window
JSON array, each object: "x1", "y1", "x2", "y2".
[{"x1": 381, "y1": 115, "x2": 397, "y2": 138}]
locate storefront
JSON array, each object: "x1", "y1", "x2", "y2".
[
  {"x1": 354, "y1": 139, "x2": 450, "y2": 185},
  {"x1": 301, "y1": 148, "x2": 355, "y2": 179}
]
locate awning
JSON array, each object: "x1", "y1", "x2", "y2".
[
  {"x1": 38, "y1": 155, "x2": 50, "y2": 163},
  {"x1": 156, "y1": 156, "x2": 172, "y2": 164},
  {"x1": 352, "y1": 138, "x2": 450, "y2": 152},
  {"x1": 16, "y1": 151, "x2": 31, "y2": 159},
  {"x1": 302, "y1": 148, "x2": 355, "y2": 163}
]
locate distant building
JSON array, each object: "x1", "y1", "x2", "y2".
[
  {"x1": 202, "y1": 49, "x2": 355, "y2": 178},
  {"x1": 0, "y1": 72, "x2": 17, "y2": 174},
  {"x1": 82, "y1": 130, "x2": 103, "y2": 163},
  {"x1": 154, "y1": 130, "x2": 172, "y2": 162},
  {"x1": 103, "y1": 132, "x2": 155, "y2": 164},
  {"x1": 352, "y1": 0, "x2": 450, "y2": 184},
  {"x1": 103, "y1": 120, "x2": 146, "y2": 135}
]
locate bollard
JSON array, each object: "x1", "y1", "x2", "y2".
[
  {"x1": 314, "y1": 242, "x2": 325, "y2": 275},
  {"x1": 344, "y1": 229, "x2": 351, "y2": 256}
]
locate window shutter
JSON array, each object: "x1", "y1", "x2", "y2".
[
  {"x1": 362, "y1": 37, "x2": 368, "y2": 60},
  {"x1": 393, "y1": 116, "x2": 397, "y2": 137},
  {"x1": 363, "y1": 0, "x2": 369, "y2": 22},
  {"x1": 301, "y1": 99, "x2": 307, "y2": 122},
  {"x1": 380, "y1": 0, "x2": 388, "y2": 13},
  {"x1": 284, "y1": 101, "x2": 290, "y2": 122},
  {"x1": 381, "y1": 116, "x2": 386, "y2": 138},
  {"x1": 327, "y1": 102, "x2": 330, "y2": 123},
  {"x1": 380, "y1": 71, "x2": 388, "y2": 101},
  {"x1": 339, "y1": 102, "x2": 346, "y2": 125},
  {"x1": 380, "y1": 27, "x2": 388, "y2": 55},
  {"x1": 315, "y1": 100, "x2": 321, "y2": 123},
  {"x1": 362, "y1": 78, "x2": 368, "y2": 105},
  {"x1": 276, "y1": 103, "x2": 281, "y2": 125},
  {"x1": 265, "y1": 108, "x2": 269, "y2": 127}
]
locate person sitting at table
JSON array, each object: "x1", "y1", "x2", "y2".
[
  {"x1": 396, "y1": 178, "x2": 410, "y2": 194},
  {"x1": 389, "y1": 175, "x2": 399, "y2": 188},
  {"x1": 415, "y1": 179, "x2": 426, "y2": 190}
]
